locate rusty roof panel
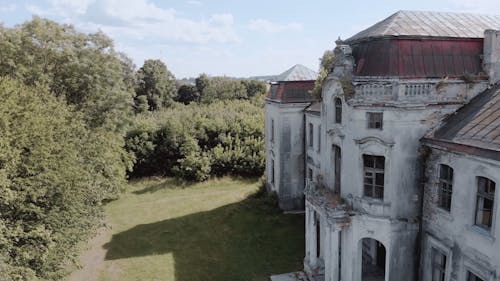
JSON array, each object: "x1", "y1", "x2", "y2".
[
  {"x1": 429, "y1": 83, "x2": 500, "y2": 155},
  {"x1": 346, "y1": 11, "x2": 500, "y2": 43},
  {"x1": 352, "y1": 38, "x2": 484, "y2": 78},
  {"x1": 266, "y1": 80, "x2": 315, "y2": 103}
]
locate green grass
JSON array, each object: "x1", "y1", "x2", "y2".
[{"x1": 96, "y1": 177, "x2": 304, "y2": 281}]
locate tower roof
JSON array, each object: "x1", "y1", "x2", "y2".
[
  {"x1": 275, "y1": 64, "x2": 318, "y2": 82},
  {"x1": 346, "y1": 10, "x2": 500, "y2": 43}
]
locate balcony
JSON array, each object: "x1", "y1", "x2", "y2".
[
  {"x1": 349, "y1": 78, "x2": 488, "y2": 105},
  {"x1": 304, "y1": 179, "x2": 349, "y2": 220}
]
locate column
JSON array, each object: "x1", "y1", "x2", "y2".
[
  {"x1": 324, "y1": 224, "x2": 332, "y2": 281},
  {"x1": 330, "y1": 227, "x2": 340, "y2": 281},
  {"x1": 310, "y1": 208, "x2": 318, "y2": 266}
]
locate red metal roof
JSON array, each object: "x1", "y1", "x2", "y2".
[
  {"x1": 266, "y1": 80, "x2": 315, "y2": 103},
  {"x1": 352, "y1": 38, "x2": 485, "y2": 78}
]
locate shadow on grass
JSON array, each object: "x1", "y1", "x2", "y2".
[
  {"x1": 103, "y1": 195, "x2": 304, "y2": 281},
  {"x1": 131, "y1": 176, "x2": 262, "y2": 195}
]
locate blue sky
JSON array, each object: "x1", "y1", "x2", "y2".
[{"x1": 1, "y1": 0, "x2": 499, "y2": 78}]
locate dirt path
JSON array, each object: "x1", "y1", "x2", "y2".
[{"x1": 66, "y1": 226, "x2": 113, "y2": 281}]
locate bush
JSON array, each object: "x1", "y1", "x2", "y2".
[{"x1": 126, "y1": 99, "x2": 265, "y2": 180}]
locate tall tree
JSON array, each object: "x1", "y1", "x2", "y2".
[
  {"x1": 176, "y1": 84, "x2": 200, "y2": 104},
  {"x1": 0, "y1": 17, "x2": 134, "y2": 132},
  {"x1": 135, "y1": 59, "x2": 177, "y2": 111},
  {"x1": 310, "y1": 49, "x2": 335, "y2": 100},
  {"x1": 200, "y1": 76, "x2": 247, "y2": 103}
]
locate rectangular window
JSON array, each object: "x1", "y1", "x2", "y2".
[
  {"x1": 467, "y1": 271, "x2": 484, "y2": 281},
  {"x1": 438, "y1": 164, "x2": 453, "y2": 211},
  {"x1": 363, "y1": 155, "x2": 385, "y2": 199},
  {"x1": 335, "y1": 98, "x2": 342, "y2": 124},
  {"x1": 333, "y1": 145, "x2": 341, "y2": 194},
  {"x1": 270, "y1": 119, "x2": 275, "y2": 142},
  {"x1": 367, "y1": 112, "x2": 383, "y2": 130},
  {"x1": 309, "y1": 123, "x2": 314, "y2": 148},
  {"x1": 431, "y1": 248, "x2": 447, "y2": 281},
  {"x1": 475, "y1": 177, "x2": 495, "y2": 230},
  {"x1": 317, "y1": 125, "x2": 321, "y2": 152},
  {"x1": 271, "y1": 159, "x2": 275, "y2": 184}
]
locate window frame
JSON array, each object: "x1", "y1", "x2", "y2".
[
  {"x1": 363, "y1": 154, "x2": 385, "y2": 199},
  {"x1": 474, "y1": 176, "x2": 496, "y2": 231},
  {"x1": 466, "y1": 271, "x2": 485, "y2": 281},
  {"x1": 367, "y1": 112, "x2": 383, "y2": 130},
  {"x1": 270, "y1": 118, "x2": 275, "y2": 143},
  {"x1": 334, "y1": 98, "x2": 342, "y2": 124},
  {"x1": 431, "y1": 247, "x2": 447, "y2": 281},
  {"x1": 317, "y1": 125, "x2": 321, "y2": 152},
  {"x1": 438, "y1": 164, "x2": 454, "y2": 212},
  {"x1": 308, "y1": 123, "x2": 314, "y2": 148}
]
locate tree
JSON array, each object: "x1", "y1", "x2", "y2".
[
  {"x1": 176, "y1": 84, "x2": 200, "y2": 104},
  {"x1": 195, "y1": 73, "x2": 210, "y2": 95},
  {"x1": 241, "y1": 79, "x2": 267, "y2": 98},
  {"x1": 135, "y1": 59, "x2": 177, "y2": 111},
  {"x1": 200, "y1": 77, "x2": 247, "y2": 103},
  {"x1": 0, "y1": 78, "x2": 123, "y2": 280},
  {"x1": 0, "y1": 17, "x2": 134, "y2": 132},
  {"x1": 310, "y1": 49, "x2": 335, "y2": 100}
]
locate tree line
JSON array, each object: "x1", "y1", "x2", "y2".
[{"x1": 0, "y1": 17, "x2": 267, "y2": 280}]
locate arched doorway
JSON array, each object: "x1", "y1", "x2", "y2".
[{"x1": 361, "y1": 238, "x2": 386, "y2": 281}]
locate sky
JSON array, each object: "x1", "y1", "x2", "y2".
[{"x1": 1, "y1": 0, "x2": 499, "y2": 78}]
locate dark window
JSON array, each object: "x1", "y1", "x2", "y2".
[
  {"x1": 475, "y1": 177, "x2": 495, "y2": 230},
  {"x1": 335, "y1": 98, "x2": 342, "y2": 124},
  {"x1": 270, "y1": 119, "x2": 275, "y2": 142},
  {"x1": 317, "y1": 125, "x2": 321, "y2": 152},
  {"x1": 309, "y1": 123, "x2": 314, "y2": 148},
  {"x1": 308, "y1": 168, "x2": 313, "y2": 182},
  {"x1": 271, "y1": 160, "x2": 275, "y2": 184},
  {"x1": 438, "y1": 165, "x2": 453, "y2": 211},
  {"x1": 467, "y1": 271, "x2": 484, "y2": 281},
  {"x1": 333, "y1": 145, "x2": 341, "y2": 194},
  {"x1": 363, "y1": 155, "x2": 385, "y2": 199},
  {"x1": 316, "y1": 213, "x2": 321, "y2": 258},
  {"x1": 367, "y1": 112, "x2": 383, "y2": 130},
  {"x1": 431, "y1": 248, "x2": 447, "y2": 281}
]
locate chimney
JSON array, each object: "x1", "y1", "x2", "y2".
[{"x1": 483, "y1": 30, "x2": 500, "y2": 84}]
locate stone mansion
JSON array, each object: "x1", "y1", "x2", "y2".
[{"x1": 265, "y1": 11, "x2": 500, "y2": 281}]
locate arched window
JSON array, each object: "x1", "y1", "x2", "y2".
[{"x1": 335, "y1": 98, "x2": 342, "y2": 124}]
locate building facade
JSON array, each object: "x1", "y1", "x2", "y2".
[{"x1": 267, "y1": 11, "x2": 500, "y2": 281}]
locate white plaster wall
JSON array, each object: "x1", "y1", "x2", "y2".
[
  {"x1": 422, "y1": 148, "x2": 500, "y2": 281},
  {"x1": 306, "y1": 112, "x2": 322, "y2": 180},
  {"x1": 319, "y1": 76, "x2": 462, "y2": 219},
  {"x1": 265, "y1": 100, "x2": 310, "y2": 210}
]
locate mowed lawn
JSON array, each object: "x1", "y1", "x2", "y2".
[{"x1": 75, "y1": 177, "x2": 305, "y2": 281}]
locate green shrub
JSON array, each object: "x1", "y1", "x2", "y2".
[
  {"x1": 126, "y1": 99, "x2": 265, "y2": 180},
  {"x1": 0, "y1": 78, "x2": 119, "y2": 280}
]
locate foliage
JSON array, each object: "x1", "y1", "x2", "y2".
[
  {"x1": 310, "y1": 49, "x2": 335, "y2": 100},
  {"x1": 0, "y1": 78, "x2": 123, "y2": 280},
  {"x1": 175, "y1": 84, "x2": 199, "y2": 104},
  {"x1": 135, "y1": 59, "x2": 177, "y2": 111},
  {"x1": 200, "y1": 76, "x2": 248, "y2": 103},
  {"x1": 126, "y1": 100, "x2": 265, "y2": 180},
  {"x1": 0, "y1": 17, "x2": 134, "y2": 132}
]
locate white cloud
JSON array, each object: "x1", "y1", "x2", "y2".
[
  {"x1": 187, "y1": 0, "x2": 202, "y2": 6},
  {"x1": 247, "y1": 19, "x2": 303, "y2": 33},
  {"x1": 0, "y1": 3, "x2": 16, "y2": 12},
  {"x1": 25, "y1": 0, "x2": 239, "y2": 44},
  {"x1": 210, "y1": 13, "x2": 234, "y2": 25}
]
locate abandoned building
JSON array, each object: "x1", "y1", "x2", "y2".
[{"x1": 265, "y1": 11, "x2": 500, "y2": 281}]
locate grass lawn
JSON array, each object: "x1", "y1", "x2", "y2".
[{"x1": 72, "y1": 177, "x2": 304, "y2": 281}]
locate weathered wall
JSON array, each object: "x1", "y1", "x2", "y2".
[
  {"x1": 265, "y1": 100, "x2": 309, "y2": 210},
  {"x1": 484, "y1": 30, "x2": 500, "y2": 85},
  {"x1": 305, "y1": 112, "x2": 322, "y2": 183},
  {"x1": 421, "y1": 147, "x2": 500, "y2": 281}
]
